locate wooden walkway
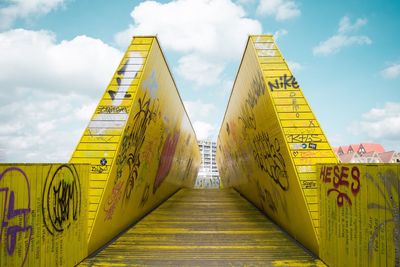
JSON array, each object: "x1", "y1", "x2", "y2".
[{"x1": 80, "y1": 189, "x2": 325, "y2": 266}]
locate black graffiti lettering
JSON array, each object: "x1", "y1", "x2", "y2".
[
  {"x1": 115, "y1": 91, "x2": 159, "y2": 201},
  {"x1": 287, "y1": 134, "x2": 322, "y2": 143},
  {"x1": 238, "y1": 71, "x2": 265, "y2": 132},
  {"x1": 268, "y1": 74, "x2": 299, "y2": 91},
  {"x1": 52, "y1": 180, "x2": 78, "y2": 230},
  {"x1": 91, "y1": 165, "x2": 109, "y2": 174},
  {"x1": 108, "y1": 90, "x2": 116, "y2": 100},
  {"x1": 238, "y1": 104, "x2": 256, "y2": 130},
  {"x1": 246, "y1": 72, "x2": 266, "y2": 108},
  {"x1": 268, "y1": 80, "x2": 280, "y2": 91},
  {"x1": 139, "y1": 184, "x2": 150, "y2": 207},
  {"x1": 252, "y1": 131, "x2": 289, "y2": 191},
  {"x1": 97, "y1": 106, "x2": 129, "y2": 114},
  {"x1": 117, "y1": 61, "x2": 128, "y2": 76},
  {"x1": 43, "y1": 165, "x2": 81, "y2": 235}
]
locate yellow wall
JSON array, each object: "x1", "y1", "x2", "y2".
[
  {"x1": 216, "y1": 35, "x2": 338, "y2": 255},
  {"x1": 0, "y1": 164, "x2": 89, "y2": 267},
  {"x1": 319, "y1": 163, "x2": 399, "y2": 267},
  {"x1": 70, "y1": 36, "x2": 200, "y2": 254}
]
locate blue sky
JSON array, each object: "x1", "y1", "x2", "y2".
[{"x1": 0, "y1": 0, "x2": 399, "y2": 162}]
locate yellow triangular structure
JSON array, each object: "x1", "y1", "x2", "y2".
[
  {"x1": 216, "y1": 35, "x2": 338, "y2": 254},
  {"x1": 70, "y1": 36, "x2": 200, "y2": 253}
]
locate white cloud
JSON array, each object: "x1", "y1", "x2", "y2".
[
  {"x1": 0, "y1": 0, "x2": 65, "y2": 29},
  {"x1": 115, "y1": 0, "x2": 261, "y2": 58},
  {"x1": 273, "y1": 29, "x2": 288, "y2": 40},
  {"x1": 176, "y1": 55, "x2": 224, "y2": 86},
  {"x1": 338, "y1": 16, "x2": 367, "y2": 34},
  {"x1": 193, "y1": 121, "x2": 216, "y2": 140},
  {"x1": 313, "y1": 16, "x2": 371, "y2": 56},
  {"x1": 184, "y1": 100, "x2": 217, "y2": 121},
  {"x1": 236, "y1": 0, "x2": 255, "y2": 4},
  {"x1": 114, "y1": 0, "x2": 261, "y2": 86},
  {"x1": 287, "y1": 60, "x2": 302, "y2": 72},
  {"x1": 381, "y1": 63, "x2": 400, "y2": 79},
  {"x1": 257, "y1": 0, "x2": 300, "y2": 21},
  {"x1": 0, "y1": 29, "x2": 122, "y2": 162},
  {"x1": 0, "y1": 91, "x2": 92, "y2": 162},
  {"x1": 0, "y1": 29, "x2": 122, "y2": 97},
  {"x1": 349, "y1": 102, "x2": 400, "y2": 141}
]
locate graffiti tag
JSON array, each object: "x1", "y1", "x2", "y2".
[
  {"x1": 0, "y1": 167, "x2": 32, "y2": 267},
  {"x1": 42, "y1": 165, "x2": 81, "y2": 235}
]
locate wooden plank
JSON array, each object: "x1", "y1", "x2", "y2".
[{"x1": 80, "y1": 189, "x2": 324, "y2": 266}]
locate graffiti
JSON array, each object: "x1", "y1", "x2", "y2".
[
  {"x1": 301, "y1": 180, "x2": 317, "y2": 189},
  {"x1": 256, "y1": 181, "x2": 288, "y2": 217},
  {"x1": 153, "y1": 131, "x2": 180, "y2": 193},
  {"x1": 226, "y1": 122, "x2": 230, "y2": 135},
  {"x1": 97, "y1": 106, "x2": 130, "y2": 114},
  {"x1": 238, "y1": 104, "x2": 256, "y2": 131},
  {"x1": 238, "y1": 71, "x2": 266, "y2": 132},
  {"x1": 246, "y1": 71, "x2": 266, "y2": 108},
  {"x1": 100, "y1": 158, "x2": 107, "y2": 166},
  {"x1": 114, "y1": 91, "x2": 159, "y2": 201},
  {"x1": 108, "y1": 90, "x2": 131, "y2": 100},
  {"x1": 104, "y1": 180, "x2": 124, "y2": 221},
  {"x1": 286, "y1": 134, "x2": 322, "y2": 143},
  {"x1": 139, "y1": 184, "x2": 150, "y2": 208},
  {"x1": 42, "y1": 165, "x2": 81, "y2": 235},
  {"x1": 309, "y1": 143, "x2": 317, "y2": 149},
  {"x1": 268, "y1": 74, "x2": 299, "y2": 91},
  {"x1": 183, "y1": 157, "x2": 193, "y2": 180},
  {"x1": 112, "y1": 53, "x2": 143, "y2": 106},
  {"x1": 0, "y1": 167, "x2": 32, "y2": 266},
  {"x1": 252, "y1": 131, "x2": 289, "y2": 191},
  {"x1": 365, "y1": 169, "x2": 399, "y2": 264},
  {"x1": 320, "y1": 165, "x2": 360, "y2": 207},
  {"x1": 91, "y1": 165, "x2": 109, "y2": 174}
]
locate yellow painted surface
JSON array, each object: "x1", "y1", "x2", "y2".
[
  {"x1": 70, "y1": 36, "x2": 200, "y2": 254},
  {"x1": 216, "y1": 34, "x2": 338, "y2": 255},
  {"x1": 319, "y1": 164, "x2": 400, "y2": 267},
  {"x1": 80, "y1": 189, "x2": 325, "y2": 266},
  {"x1": 0, "y1": 164, "x2": 89, "y2": 267}
]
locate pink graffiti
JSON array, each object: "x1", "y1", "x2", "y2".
[
  {"x1": 103, "y1": 180, "x2": 124, "y2": 221},
  {"x1": 0, "y1": 167, "x2": 32, "y2": 267},
  {"x1": 153, "y1": 131, "x2": 180, "y2": 193}
]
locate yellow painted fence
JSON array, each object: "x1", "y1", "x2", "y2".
[
  {"x1": 216, "y1": 34, "x2": 338, "y2": 255},
  {"x1": 0, "y1": 164, "x2": 89, "y2": 267},
  {"x1": 319, "y1": 163, "x2": 400, "y2": 267}
]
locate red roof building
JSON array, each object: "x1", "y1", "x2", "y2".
[
  {"x1": 357, "y1": 143, "x2": 385, "y2": 155},
  {"x1": 379, "y1": 151, "x2": 400, "y2": 163}
]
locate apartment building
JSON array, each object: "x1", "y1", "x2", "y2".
[{"x1": 195, "y1": 140, "x2": 220, "y2": 188}]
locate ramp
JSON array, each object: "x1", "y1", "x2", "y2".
[
  {"x1": 216, "y1": 35, "x2": 338, "y2": 254},
  {"x1": 80, "y1": 189, "x2": 325, "y2": 266}
]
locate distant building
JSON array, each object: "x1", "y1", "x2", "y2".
[
  {"x1": 360, "y1": 151, "x2": 381, "y2": 163},
  {"x1": 195, "y1": 140, "x2": 220, "y2": 189},
  {"x1": 379, "y1": 151, "x2": 400, "y2": 163},
  {"x1": 334, "y1": 143, "x2": 399, "y2": 163},
  {"x1": 336, "y1": 143, "x2": 385, "y2": 156},
  {"x1": 338, "y1": 152, "x2": 362, "y2": 163}
]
